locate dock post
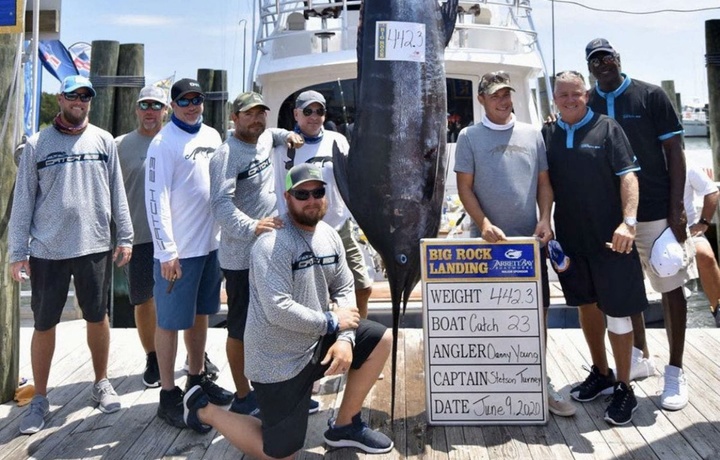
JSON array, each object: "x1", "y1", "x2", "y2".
[
  {"x1": 661, "y1": 80, "x2": 680, "y2": 117},
  {"x1": 0, "y1": 34, "x2": 20, "y2": 403},
  {"x1": 706, "y1": 20, "x2": 720, "y2": 254},
  {"x1": 88, "y1": 40, "x2": 120, "y2": 132},
  {"x1": 197, "y1": 68, "x2": 215, "y2": 129}
]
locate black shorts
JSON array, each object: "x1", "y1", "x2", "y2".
[
  {"x1": 223, "y1": 268, "x2": 249, "y2": 340},
  {"x1": 124, "y1": 242, "x2": 154, "y2": 305},
  {"x1": 29, "y1": 251, "x2": 112, "y2": 331},
  {"x1": 252, "y1": 319, "x2": 387, "y2": 458},
  {"x1": 557, "y1": 249, "x2": 649, "y2": 317}
]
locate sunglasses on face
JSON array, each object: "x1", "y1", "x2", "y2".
[
  {"x1": 589, "y1": 54, "x2": 617, "y2": 68},
  {"x1": 302, "y1": 107, "x2": 325, "y2": 117},
  {"x1": 138, "y1": 101, "x2": 165, "y2": 111},
  {"x1": 288, "y1": 187, "x2": 326, "y2": 201},
  {"x1": 176, "y1": 96, "x2": 205, "y2": 107},
  {"x1": 63, "y1": 92, "x2": 92, "y2": 102}
]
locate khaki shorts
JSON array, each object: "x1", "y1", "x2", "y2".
[
  {"x1": 635, "y1": 219, "x2": 697, "y2": 293},
  {"x1": 337, "y1": 218, "x2": 373, "y2": 290}
]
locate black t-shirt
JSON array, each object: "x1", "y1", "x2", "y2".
[
  {"x1": 544, "y1": 110, "x2": 639, "y2": 255},
  {"x1": 588, "y1": 76, "x2": 682, "y2": 221}
]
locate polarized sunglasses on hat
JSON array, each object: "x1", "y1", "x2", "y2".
[
  {"x1": 302, "y1": 107, "x2": 325, "y2": 117},
  {"x1": 63, "y1": 92, "x2": 93, "y2": 102},
  {"x1": 138, "y1": 101, "x2": 165, "y2": 111},
  {"x1": 176, "y1": 96, "x2": 205, "y2": 107},
  {"x1": 288, "y1": 187, "x2": 326, "y2": 201}
]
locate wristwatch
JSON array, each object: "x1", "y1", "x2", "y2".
[
  {"x1": 698, "y1": 217, "x2": 711, "y2": 227},
  {"x1": 623, "y1": 216, "x2": 638, "y2": 227}
]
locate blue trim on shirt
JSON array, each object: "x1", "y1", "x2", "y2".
[
  {"x1": 594, "y1": 74, "x2": 632, "y2": 120},
  {"x1": 557, "y1": 108, "x2": 595, "y2": 148},
  {"x1": 658, "y1": 130, "x2": 683, "y2": 141}
]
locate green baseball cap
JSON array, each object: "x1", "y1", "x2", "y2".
[
  {"x1": 232, "y1": 91, "x2": 270, "y2": 113},
  {"x1": 285, "y1": 163, "x2": 326, "y2": 191}
]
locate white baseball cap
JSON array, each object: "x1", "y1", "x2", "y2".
[{"x1": 650, "y1": 227, "x2": 686, "y2": 278}]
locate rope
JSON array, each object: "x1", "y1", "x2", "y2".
[{"x1": 89, "y1": 75, "x2": 145, "y2": 88}]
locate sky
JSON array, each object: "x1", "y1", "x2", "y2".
[{"x1": 45, "y1": 0, "x2": 720, "y2": 106}]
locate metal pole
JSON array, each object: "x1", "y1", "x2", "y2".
[
  {"x1": 240, "y1": 19, "x2": 247, "y2": 93},
  {"x1": 30, "y1": 0, "x2": 40, "y2": 135}
]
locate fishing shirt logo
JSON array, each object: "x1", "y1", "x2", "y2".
[
  {"x1": 185, "y1": 146, "x2": 215, "y2": 161},
  {"x1": 579, "y1": 143, "x2": 602, "y2": 149},
  {"x1": 292, "y1": 251, "x2": 340, "y2": 271},
  {"x1": 37, "y1": 151, "x2": 109, "y2": 170}
]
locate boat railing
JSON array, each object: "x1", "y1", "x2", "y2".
[{"x1": 252, "y1": 0, "x2": 541, "y2": 68}]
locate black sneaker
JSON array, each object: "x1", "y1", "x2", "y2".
[
  {"x1": 158, "y1": 386, "x2": 186, "y2": 428},
  {"x1": 713, "y1": 304, "x2": 720, "y2": 328},
  {"x1": 324, "y1": 413, "x2": 393, "y2": 454},
  {"x1": 185, "y1": 373, "x2": 233, "y2": 406},
  {"x1": 604, "y1": 381, "x2": 638, "y2": 426},
  {"x1": 183, "y1": 353, "x2": 219, "y2": 381},
  {"x1": 229, "y1": 391, "x2": 260, "y2": 417},
  {"x1": 570, "y1": 365, "x2": 616, "y2": 402},
  {"x1": 143, "y1": 351, "x2": 161, "y2": 388},
  {"x1": 183, "y1": 385, "x2": 212, "y2": 434}
]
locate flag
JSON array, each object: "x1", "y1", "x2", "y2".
[
  {"x1": 153, "y1": 75, "x2": 175, "y2": 93},
  {"x1": 68, "y1": 42, "x2": 91, "y2": 78},
  {"x1": 38, "y1": 40, "x2": 79, "y2": 82}
]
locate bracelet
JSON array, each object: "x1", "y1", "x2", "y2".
[{"x1": 699, "y1": 217, "x2": 711, "y2": 226}]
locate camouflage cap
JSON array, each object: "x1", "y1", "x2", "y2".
[
  {"x1": 285, "y1": 163, "x2": 326, "y2": 191},
  {"x1": 477, "y1": 71, "x2": 515, "y2": 95},
  {"x1": 232, "y1": 91, "x2": 270, "y2": 113}
]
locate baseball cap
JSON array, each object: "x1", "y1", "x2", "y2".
[
  {"x1": 60, "y1": 75, "x2": 96, "y2": 97},
  {"x1": 285, "y1": 163, "x2": 326, "y2": 191},
  {"x1": 478, "y1": 71, "x2": 514, "y2": 95},
  {"x1": 232, "y1": 92, "x2": 270, "y2": 113},
  {"x1": 585, "y1": 38, "x2": 617, "y2": 60},
  {"x1": 295, "y1": 90, "x2": 326, "y2": 109},
  {"x1": 171, "y1": 78, "x2": 205, "y2": 102},
  {"x1": 650, "y1": 227, "x2": 686, "y2": 278},
  {"x1": 137, "y1": 86, "x2": 167, "y2": 105}
]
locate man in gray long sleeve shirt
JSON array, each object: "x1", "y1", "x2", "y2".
[
  {"x1": 184, "y1": 164, "x2": 394, "y2": 458},
  {"x1": 8, "y1": 75, "x2": 133, "y2": 435}
]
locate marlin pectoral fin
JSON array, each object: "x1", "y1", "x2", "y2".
[
  {"x1": 441, "y1": 0, "x2": 460, "y2": 47},
  {"x1": 332, "y1": 140, "x2": 351, "y2": 207}
]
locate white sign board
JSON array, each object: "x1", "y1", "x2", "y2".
[
  {"x1": 375, "y1": 21, "x2": 425, "y2": 62},
  {"x1": 421, "y1": 238, "x2": 547, "y2": 425}
]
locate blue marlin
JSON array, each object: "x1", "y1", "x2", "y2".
[{"x1": 334, "y1": 0, "x2": 458, "y2": 419}]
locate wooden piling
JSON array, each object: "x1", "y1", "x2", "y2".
[
  {"x1": 661, "y1": 80, "x2": 680, "y2": 116},
  {"x1": 197, "y1": 68, "x2": 215, "y2": 128},
  {"x1": 212, "y1": 69, "x2": 227, "y2": 140},
  {"x1": 112, "y1": 43, "x2": 144, "y2": 136},
  {"x1": 0, "y1": 33, "x2": 21, "y2": 403},
  {"x1": 88, "y1": 40, "x2": 119, "y2": 132},
  {"x1": 706, "y1": 20, "x2": 720, "y2": 254}
]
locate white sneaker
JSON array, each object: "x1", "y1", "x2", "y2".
[
  {"x1": 629, "y1": 347, "x2": 656, "y2": 381},
  {"x1": 547, "y1": 379, "x2": 576, "y2": 417},
  {"x1": 661, "y1": 365, "x2": 688, "y2": 411},
  {"x1": 92, "y1": 378, "x2": 121, "y2": 414}
]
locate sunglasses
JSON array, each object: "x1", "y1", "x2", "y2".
[
  {"x1": 302, "y1": 107, "x2": 325, "y2": 117},
  {"x1": 138, "y1": 101, "x2": 165, "y2": 111},
  {"x1": 288, "y1": 187, "x2": 326, "y2": 201},
  {"x1": 176, "y1": 96, "x2": 205, "y2": 107},
  {"x1": 63, "y1": 92, "x2": 92, "y2": 102},
  {"x1": 589, "y1": 54, "x2": 617, "y2": 68}
]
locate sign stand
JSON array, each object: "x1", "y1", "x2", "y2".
[{"x1": 421, "y1": 237, "x2": 547, "y2": 425}]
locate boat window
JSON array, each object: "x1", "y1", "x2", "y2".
[{"x1": 446, "y1": 77, "x2": 475, "y2": 143}]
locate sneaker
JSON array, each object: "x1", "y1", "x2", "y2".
[
  {"x1": 713, "y1": 304, "x2": 720, "y2": 328},
  {"x1": 570, "y1": 365, "x2": 616, "y2": 402},
  {"x1": 629, "y1": 347, "x2": 656, "y2": 381},
  {"x1": 158, "y1": 386, "x2": 186, "y2": 428},
  {"x1": 604, "y1": 381, "x2": 638, "y2": 426},
  {"x1": 229, "y1": 391, "x2": 260, "y2": 417},
  {"x1": 324, "y1": 413, "x2": 393, "y2": 454},
  {"x1": 183, "y1": 385, "x2": 212, "y2": 434},
  {"x1": 143, "y1": 351, "x2": 161, "y2": 388},
  {"x1": 92, "y1": 378, "x2": 121, "y2": 414},
  {"x1": 547, "y1": 379, "x2": 576, "y2": 417},
  {"x1": 185, "y1": 373, "x2": 233, "y2": 406},
  {"x1": 19, "y1": 394, "x2": 49, "y2": 435},
  {"x1": 183, "y1": 353, "x2": 219, "y2": 381},
  {"x1": 661, "y1": 365, "x2": 688, "y2": 410},
  {"x1": 309, "y1": 398, "x2": 320, "y2": 414}
]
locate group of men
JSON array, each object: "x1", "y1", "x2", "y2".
[
  {"x1": 455, "y1": 38, "x2": 711, "y2": 426},
  {"x1": 9, "y1": 75, "x2": 392, "y2": 458}
]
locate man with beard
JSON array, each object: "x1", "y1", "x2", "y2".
[
  {"x1": 585, "y1": 38, "x2": 695, "y2": 411},
  {"x1": 9, "y1": 75, "x2": 133, "y2": 434},
  {"x1": 146, "y1": 78, "x2": 233, "y2": 428},
  {"x1": 209, "y1": 92, "x2": 304, "y2": 415},
  {"x1": 183, "y1": 163, "x2": 394, "y2": 457}
]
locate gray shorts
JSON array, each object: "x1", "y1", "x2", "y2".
[
  {"x1": 635, "y1": 219, "x2": 697, "y2": 293},
  {"x1": 337, "y1": 218, "x2": 372, "y2": 290}
]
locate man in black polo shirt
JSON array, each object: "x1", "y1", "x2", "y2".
[
  {"x1": 585, "y1": 38, "x2": 695, "y2": 411},
  {"x1": 545, "y1": 71, "x2": 648, "y2": 425}
]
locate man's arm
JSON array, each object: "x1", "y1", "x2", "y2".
[
  {"x1": 535, "y1": 170, "x2": 554, "y2": 245},
  {"x1": 456, "y1": 172, "x2": 506, "y2": 242},
  {"x1": 107, "y1": 138, "x2": 133, "y2": 266},
  {"x1": 663, "y1": 135, "x2": 688, "y2": 242},
  {"x1": 611, "y1": 171, "x2": 639, "y2": 253}
]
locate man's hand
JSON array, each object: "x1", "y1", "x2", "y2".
[
  {"x1": 113, "y1": 246, "x2": 132, "y2": 267},
  {"x1": 668, "y1": 207, "x2": 688, "y2": 243},
  {"x1": 321, "y1": 340, "x2": 353, "y2": 376},
  {"x1": 533, "y1": 220, "x2": 554, "y2": 246},
  {"x1": 161, "y1": 258, "x2": 182, "y2": 281},
  {"x1": 481, "y1": 223, "x2": 507, "y2": 243},
  {"x1": 610, "y1": 223, "x2": 636, "y2": 254},
  {"x1": 10, "y1": 260, "x2": 30, "y2": 282},
  {"x1": 335, "y1": 306, "x2": 360, "y2": 331},
  {"x1": 287, "y1": 133, "x2": 304, "y2": 149},
  {"x1": 689, "y1": 222, "x2": 708, "y2": 238},
  {"x1": 254, "y1": 216, "x2": 284, "y2": 235}
]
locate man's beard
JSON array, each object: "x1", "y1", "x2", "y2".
[
  {"x1": 289, "y1": 200, "x2": 327, "y2": 227},
  {"x1": 62, "y1": 107, "x2": 87, "y2": 126}
]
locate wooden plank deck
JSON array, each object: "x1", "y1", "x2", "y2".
[{"x1": 2, "y1": 322, "x2": 720, "y2": 459}]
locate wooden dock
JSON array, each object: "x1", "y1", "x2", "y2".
[{"x1": 1, "y1": 322, "x2": 720, "y2": 459}]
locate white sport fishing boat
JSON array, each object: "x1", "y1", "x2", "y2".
[{"x1": 682, "y1": 102, "x2": 709, "y2": 138}]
